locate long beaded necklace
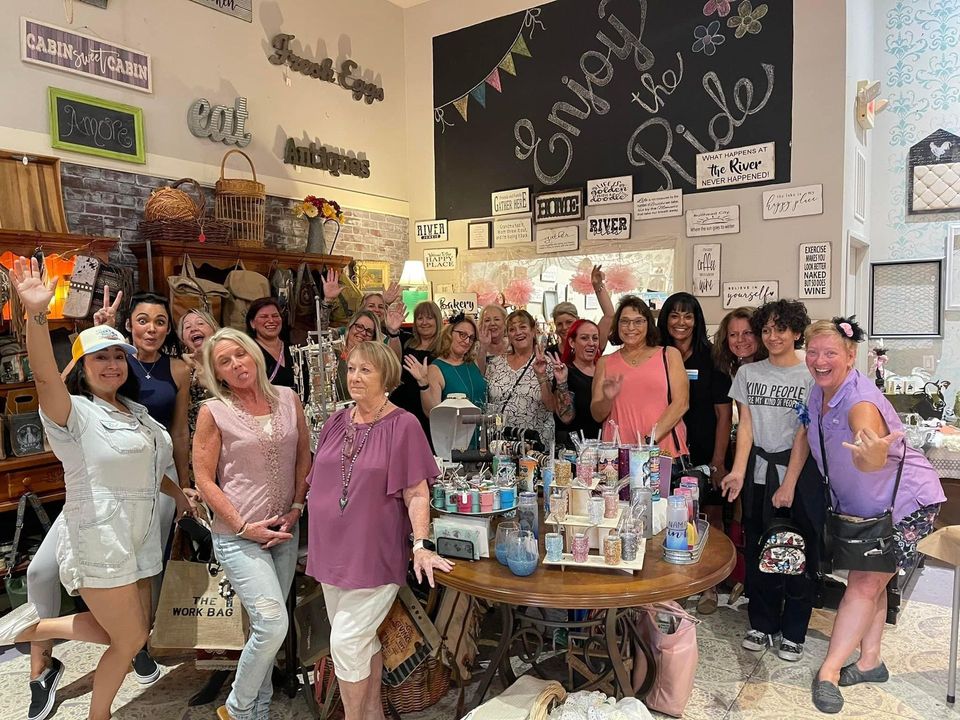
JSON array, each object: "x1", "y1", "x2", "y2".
[{"x1": 339, "y1": 396, "x2": 389, "y2": 513}]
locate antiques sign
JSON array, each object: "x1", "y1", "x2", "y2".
[
  {"x1": 415, "y1": 219, "x2": 449, "y2": 243},
  {"x1": 696, "y1": 142, "x2": 775, "y2": 189},
  {"x1": 188, "y1": 0, "x2": 253, "y2": 22},
  {"x1": 799, "y1": 242, "x2": 831, "y2": 299},
  {"x1": 21, "y1": 17, "x2": 152, "y2": 93},
  {"x1": 492, "y1": 187, "x2": 530, "y2": 215},
  {"x1": 283, "y1": 138, "x2": 371, "y2": 179},
  {"x1": 188, "y1": 96, "x2": 251, "y2": 147},
  {"x1": 268, "y1": 34, "x2": 384, "y2": 104}
]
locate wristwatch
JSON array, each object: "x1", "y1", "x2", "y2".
[{"x1": 411, "y1": 537, "x2": 436, "y2": 552}]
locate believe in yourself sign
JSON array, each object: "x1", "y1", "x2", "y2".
[{"x1": 21, "y1": 17, "x2": 152, "y2": 93}]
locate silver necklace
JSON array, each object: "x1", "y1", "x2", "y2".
[{"x1": 134, "y1": 355, "x2": 160, "y2": 380}]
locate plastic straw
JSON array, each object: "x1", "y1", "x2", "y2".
[{"x1": 650, "y1": 424, "x2": 657, "y2": 447}]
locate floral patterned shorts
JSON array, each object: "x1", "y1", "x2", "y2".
[{"x1": 893, "y1": 503, "x2": 940, "y2": 570}]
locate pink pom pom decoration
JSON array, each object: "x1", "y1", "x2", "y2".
[
  {"x1": 467, "y1": 279, "x2": 499, "y2": 308},
  {"x1": 838, "y1": 322, "x2": 853, "y2": 338},
  {"x1": 569, "y1": 271, "x2": 595, "y2": 295},
  {"x1": 604, "y1": 264, "x2": 637, "y2": 293},
  {"x1": 503, "y1": 277, "x2": 534, "y2": 307}
]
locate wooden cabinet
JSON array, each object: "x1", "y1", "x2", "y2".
[{"x1": 132, "y1": 239, "x2": 352, "y2": 298}]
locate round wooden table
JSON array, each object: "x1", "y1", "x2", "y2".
[{"x1": 436, "y1": 529, "x2": 736, "y2": 709}]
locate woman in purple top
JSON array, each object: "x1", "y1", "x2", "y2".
[
  {"x1": 805, "y1": 318, "x2": 945, "y2": 714},
  {"x1": 306, "y1": 340, "x2": 452, "y2": 720}
]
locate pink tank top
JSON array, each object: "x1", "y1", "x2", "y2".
[{"x1": 601, "y1": 348, "x2": 688, "y2": 456}]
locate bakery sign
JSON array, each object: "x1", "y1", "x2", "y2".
[
  {"x1": 268, "y1": 34, "x2": 384, "y2": 104},
  {"x1": 20, "y1": 17, "x2": 152, "y2": 93}
]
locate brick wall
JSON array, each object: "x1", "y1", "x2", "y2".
[{"x1": 59, "y1": 162, "x2": 409, "y2": 279}]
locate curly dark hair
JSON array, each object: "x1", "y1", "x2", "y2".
[
  {"x1": 751, "y1": 299, "x2": 810, "y2": 349},
  {"x1": 657, "y1": 292, "x2": 710, "y2": 355},
  {"x1": 609, "y1": 295, "x2": 658, "y2": 346}
]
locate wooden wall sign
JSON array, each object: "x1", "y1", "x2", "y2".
[
  {"x1": 763, "y1": 183, "x2": 823, "y2": 220},
  {"x1": 49, "y1": 87, "x2": 145, "y2": 164},
  {"x1": 492, "y1": 187, "x2": 530, "y2": 215},
  {"x1": 283, "y1": 138, "x2": 371, "y2": 179},
  {"x1": 722, "y1": 281, "x2": 779, "y2": 309},
  {"x1": 494, "y1": 217, "x2": 532, "y2": 246},
  {"x1": 21, "y1": 17, "x2": 152, "y2": 93},
  {"x1": 685, "y1": 205, "x2": 740, "y2": 237},
  {"x1": 536, "y1": 225, "x2": 579, "y2": 253},
  {"x1": 633, "y1": 189, "x2": 683, "y2": 220},
  {"x1": 587, "y1": 175, "x2": 632, "y2": 206},
  {"x1": 586, "y1": 214, "x2": 631, "y2": 241},
  {"x1": 534, "y1": 189, "x2": 583, "y2": 223},
  {"x1": 187, "y1": 96, "x2": 251, "y2": 147},
  {"x1": 435, "y1": 292, "x2": 478, "y2": 316},
  {"x1": 696, "y1": 142, "x2": 775, "y2": 189},
  {"x1": 189, "y1": 0, "x2": 253, "y2": 23},
  {"x1": 798, "y1": 242, "x2": 831, "y2": 299},
  {"x1": 424, "y1": 247, "x2": 457, "y2": 270},
  {"x1": 415, "y1": 219, "x2": 448, "y2": 243},
  {"x1": 268, "y1": 34, "x2": 384, "y2": 104},
  {"x1": 468, "y1": 221, "x2": 492, "y2": 249},
  {"x1": 692, "y1": 243, "x2": 721, "y2": 297}
]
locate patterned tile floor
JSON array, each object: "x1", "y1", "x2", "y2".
[{"x1": 1, "y1": 564, "x2": 959, "y2": 719}]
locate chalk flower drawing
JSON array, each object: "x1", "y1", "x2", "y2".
[
  {"x1": 703, "y1": 0, "x2": 732, "y2": 18},
  {"x1": 728, "y1": 1, "x2": 768, "y2": 39},
  {"x1": 692, "y1": 21, "x2": 726, "y2": 56}
]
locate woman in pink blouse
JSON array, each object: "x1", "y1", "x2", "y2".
[{"x1": 306, "y1": 341, "x2": 452, "y2": 720}]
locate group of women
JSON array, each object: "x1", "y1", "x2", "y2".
[{"x1": 0, "y1": 254, "x2": 947, "y2": 718}]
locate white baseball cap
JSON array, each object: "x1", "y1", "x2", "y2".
[{"x1": 70, "y1": 325, "x2": 137, "y2": 362}]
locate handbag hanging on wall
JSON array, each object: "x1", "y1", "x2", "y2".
[{"x1": 818, "y1": 416, "x2": 905, "y2": 574}]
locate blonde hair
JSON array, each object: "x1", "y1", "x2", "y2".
[
  {"x1": 346, "y1": 310, "x2": 384, "y2": 344},
  {"x1": 406, "y1": 301, "x2": 443, "y2": 355},
  {"x1": 348, "y1": 340, "x2": 402, "y2": 392},
  {"x1": 177, "y1": 309, "x2": 220, "y2": 346},
  {"x1": 804, "y1": 319, "x2": 858, "y2": 352},
  {"x1": 437, "y1": 317, "x2": 480, "y2": 363},
  {"x1": 479, "y1": 304, "x2": 507, "y2": 326},
  {"x1": 200, "y1": 328, "x2": 279, "y2": 403}
]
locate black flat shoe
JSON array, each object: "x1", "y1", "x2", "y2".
[
  {"x1": 812, "y1": 679, "x2": 844, "y2": 714},
  {"x1": 839, "y1": 661, "x2": 889, "y2": 687}
]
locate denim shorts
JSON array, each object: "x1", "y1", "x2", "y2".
[{"x1": 57, "y1": 489, "x2": 162, "y2": 595}]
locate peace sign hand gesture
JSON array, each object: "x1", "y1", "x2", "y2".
[
  {"x1": 602, "y1": 373, "x2": 624, "y2": 401},
  {"x1": 533, "y1": 342, "x2": 549, "y2": 378},
  {"x1": 547, "y1": 351, "x2": 567, "y2": 383},
  {"x1": 10, "y1": 257, "x2": 57, "y2": 316},
  {"x1": 92, "y1": 284, "x2": 123, "y2": 327}
]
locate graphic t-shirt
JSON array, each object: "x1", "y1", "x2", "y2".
[{"x1": 729, "y1": 358, "x2": 812, "y2": 486}]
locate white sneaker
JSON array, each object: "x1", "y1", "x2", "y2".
[
  {"x1": 778, "y1": 639, "x2": 804, "y2": 662},
  {"x1": 741, "y1": 629, "x2": 774, "y2": 652},
  {"x1": 0, "y1": 602, "x2": 40, "y2": 645}
]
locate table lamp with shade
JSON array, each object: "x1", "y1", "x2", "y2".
[{"x1": 399, "y1": 260, "x2": 429, "y2": 320}]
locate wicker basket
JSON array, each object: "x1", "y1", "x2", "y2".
[
  {"x1": 140, "y1": 179, "x2": 231, "y2": 244},
  {"x1": 145, "y1": 178, "x2": 203, "y2": 221},
  {"x1": 215, "y1": 149, "x2": 265, "y2": 248}
]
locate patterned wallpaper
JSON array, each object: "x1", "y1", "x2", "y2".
[{"x1": 872, "y1": 0, "x2": 960, "y2": 397}]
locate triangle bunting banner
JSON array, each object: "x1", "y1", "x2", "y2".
[
  {"x1": 511, "y1": 34, "x2": 532, "y2": 58},
  {"x1": 470, "y1": 84, "x2": 487, "y2": 108},
  {"x1": 453, "y1": 95, "x2": 470, "y2": 122},
  {"x1": 498, "y1": 52, "x2": 517, "y2": 76},
  {"x1": 485, "y1": 68, "x2": 502, "y2": 93}
]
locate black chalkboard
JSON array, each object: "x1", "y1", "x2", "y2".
[
  {"x1": 49, "y1": 87, "x2": 145, "y2": 164},
  {"x1": 433, "y1": 0, "x2": 793, "y2": 220}
]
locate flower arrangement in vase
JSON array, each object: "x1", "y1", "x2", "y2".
[{"x1": 293, "y1": 195, "x2": 345, "y2": 254}]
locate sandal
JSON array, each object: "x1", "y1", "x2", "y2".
[
  {"x1": 697, "y1": 588, "x2": 719, "y2": 615},
  {"x1": 728, "y1": 582, "x2": 745, "y2": 605}
]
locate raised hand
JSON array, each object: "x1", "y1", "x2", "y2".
[
  {"x1": 601, "y1": 373, "x2": 624, "y2": 401},
  {"x1": 383, "y1": 281, "x2": 401, "y2": 305},
  {"x1": 547, "y1": 351, "x2": 567, "y2": 383},
  {"x1": 92, "y1": 284, "x2": 123, "y2": 327},
  {"x1": 533, "y1": 342, "x2": 548, "y2": 377},
  {"x1": 385, "y1": 305, "x2": 405, "y2": 334},
  {"x1": 10, "y1": 256, "x2": 56, "y2": 315},
  {"x1": 322, "y1": 268, "x2": 342, "y2": 300},
  {"x1": 592, "y1": 264, "x2": 606, "y2": 291},
  {"x1": 843, "y1": 427, "x2": 904, "y2": 471},
  {"x1": 403, "y1": 355, "x2": 430, "y2": 384}
]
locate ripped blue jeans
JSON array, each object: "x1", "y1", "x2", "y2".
[{"x1": 212, "y1": 526, "x2": 299, "y2": 720}]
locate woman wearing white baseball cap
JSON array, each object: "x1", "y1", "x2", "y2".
[{"x1": 0, "y1": 257, "x2": 195, "y2": 720}]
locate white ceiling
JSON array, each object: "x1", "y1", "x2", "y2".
[{"x1": 386, "y1": 0, "x2": 431, "y2": 7}]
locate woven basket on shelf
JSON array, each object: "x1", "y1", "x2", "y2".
[
  {"x1": 215, "y1": 149, "x2": 265, "y2": 248},
  {"x1": 140, "y1": 179, "x2": 231, "y2": 244}
]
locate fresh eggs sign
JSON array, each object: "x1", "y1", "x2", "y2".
[{"x1": 268, "y1": 34, "x2": 384, "y2": 104}]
